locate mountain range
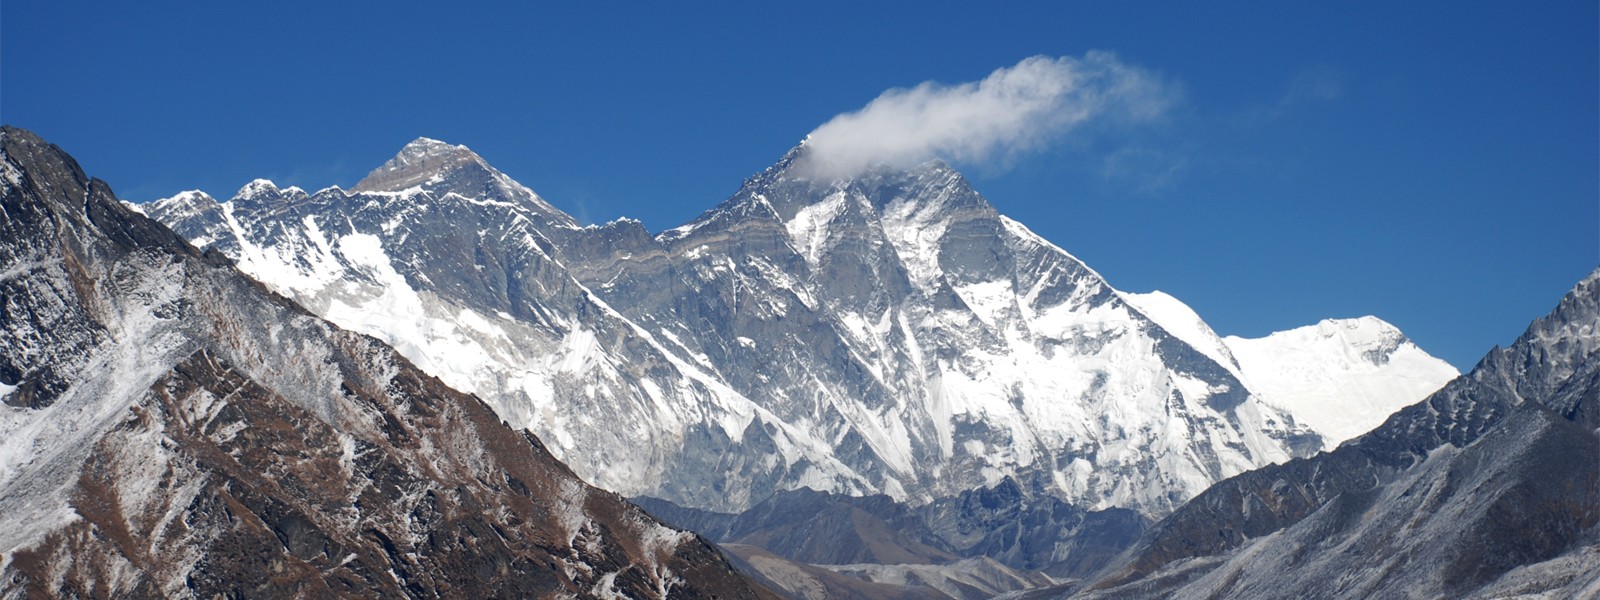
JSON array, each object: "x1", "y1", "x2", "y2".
[
  {"x1": 1040, "y1": 267, "x2": 1600, "y2": 599},
  {"x1": 9, "y1": 126, "x2": 1578, "y2": 599},
  {"x1": 143, "y1": 137, "x2": 1457, "y2": 523},
  {"x1": 0, "y1": 127, "x2": 770, "y2": 598}
]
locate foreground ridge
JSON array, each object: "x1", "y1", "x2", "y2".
[
  {"x1": 0, "y1": 126, "x2": 773, "y2": 599},
  {"x1": 1044, "y1": 268, "x2": 1600, "y2": 599}
]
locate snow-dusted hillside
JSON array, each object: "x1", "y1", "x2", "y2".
[
  {"x1": 146, "y1": 137, "x2": 1454, "y2": 518},
  {"x1": 0, "y1": 127, "x2": 768, "y2": 599}
]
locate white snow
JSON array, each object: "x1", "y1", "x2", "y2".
[
  {"x1": 135, "y1": 147, "x2": 1465, "y2": 519},
  {"x1": 1120, "y1": 290, "x2": 1242, "y2": 376},
  {"x1": 879, "y1": 193, "x2": 954, "y2": 291},
  {"x1": 784, "y1": 190, "x2": 846, "y2": 267},
  {"x1": 237, "y1": 178, "x2": 279, "y2": 197},
  {"x1": 1225, "y1": 317, "x2": 1459, "y2": 446},
  {"x1": 0, "y1": 256, "x2": 191, "y2": 553},
  {"x1": 1, "y1": 156, "x2": 23, "y2": 188}
]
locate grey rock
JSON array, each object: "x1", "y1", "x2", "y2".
[
  {"x1": 1053, "y1": 269, "x2": 1600, "y2": 599},
  {"x1": 0, "y1": 126, "x2": 772, "y2": 600}
]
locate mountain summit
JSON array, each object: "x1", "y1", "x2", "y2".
[
  {"x1": 352, "y1": 137, "x2": 483, "y2": 192},
  {"x1": 1064, "y1": 268, "x2": 1600, "y2": 599},
  {"x1": 0, "y1": 126, "x2": 770, "y2": 598},
  {"x1": 147, "y1": 137, "x2": 1457, "y2": 518},
  {"x1": 351, "y1": 137, "x2": 575, "y2": 229}
]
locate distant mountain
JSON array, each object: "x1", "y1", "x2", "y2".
[
  {"x1": 1119, "y1": 290, "x2": 1459, "y2": 447},
  {"x1": 1035, "y1": 268, "x2": 1600, "y2": 599},
  {"x1": 0, "y1": 127, "x2": 771, "y2": 598},
  {"x1": 1222, "y1": 316, "x2": 1459, "y2": 446},
  {"x1": 145, "y1": 137, "x2": 1456, "y2": 520}
]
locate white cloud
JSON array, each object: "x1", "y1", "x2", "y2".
[{"x1": 794, "y1": 52, "x2": 1174, "y2": 180}]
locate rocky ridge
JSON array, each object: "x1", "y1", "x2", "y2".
[
  {"x1": 146, "y1": 137, "x2": 1458, "y2": 519},
  {"x1": 1035, "y1": 268, "x2": 1600, "y2": 599},
  {"x1": 0, "y1": 126, "x2": 771, "y2": 599}
]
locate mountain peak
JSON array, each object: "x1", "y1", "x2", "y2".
[
  {"x1": 237, "y1": 178, "x2": 279, "y2": 196},
  {"x1": 168, "y1": 189, "x2": 215, "y2": 204},
  {"x1": 351, "y1": 136, "x2": 487, "y2": 193},
  {"x1": 403, "y1": 136, "x2": 457, "y2": 152},
  {"x1": 783, "y1": 139, "x2": 961, "y2": 183},
  {"x1": 395, "y1": 136, "x2": 477, "y2": 161},
  {"x1": 1311, "y1": 316, "x2": 1407, "y2": 349}
]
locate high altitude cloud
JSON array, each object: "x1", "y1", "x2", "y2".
[{"x1": 795, "y1": 52, "x2": 1173, "y2": 180}]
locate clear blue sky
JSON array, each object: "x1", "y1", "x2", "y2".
[{"x1": 4, "y1": 1, "x2": 1596, "y2": 370}]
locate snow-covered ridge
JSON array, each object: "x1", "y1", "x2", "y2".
[
  {"x1": 143, "y1": 137, "x2": 1459, "y2": 518},
  {"x1": 1122, "y1": 290, "x2": 1458, "y2": 446},
  {"x1": 1118, "y1": 290, "x2": 1242, "y2": 376},
  {"x1": 0, "y1": 126, "x2": 771, "y2": 598},
  {"x1": 146, "y1": 170, "x2": 876, "y2": 512},
  {"x1": 1224, "y1": 316, "x2": 1459, "y2": 445}
]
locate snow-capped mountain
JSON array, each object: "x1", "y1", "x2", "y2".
[
  {"x1": 562, "y1": 147, "x2": 1332, "y2": 517},
  {"x1": 1118, "y1": 291, "x2": 1460, "y2": 447},
  {"x1": 149, "y1": 140, "x2": 871, "y2": 517},
  {"x1": 146, "y1": 137, "x2": 1454, "y2": 518},
  {"x1": 1052, "y1": 269, "x2": 1600, "y2": 599},
  {"x1": 0, "y1": 127, "x2": 769, "y2": 598},
  {"x1": 1222, "y1": 317, "x2": 1459, "y2": 446}
]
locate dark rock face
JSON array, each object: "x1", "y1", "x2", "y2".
[
  {"x1": 716, "y1": 544, "x2": 957, "y2": 600},
  {"x1": 1056, "y1": 269, "x2": 1600, "y2": 599},
  {"x1": 919, "y1": 478, "x2": 1147, "y2": 580},
  {"x1": 0, "y1": 126, "x2": 772, "y2": 599},
  {"x1": 637, "y1": 483, "x2": 1146, "y2": 594},
  {"x1": 638, "y1": 490, "x2": 959, "y2": 567}
]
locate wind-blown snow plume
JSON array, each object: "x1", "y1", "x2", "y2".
[{"x1": 795, "y1": 52, "x2": 1173, "y2": 180}]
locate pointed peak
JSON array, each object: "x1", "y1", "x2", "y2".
[
  {"x1": 237, "y1": 178, "x2": 279, "y2": 197},
  {"x1": 167, "y1": 189, "x2": 216, "y2": 203},
  {"x1": 352, "y1": 136, "x2": 487, "y2": 193},
  {"x1": 782, "y1": 126, "x2": 972, "y2": 184},
  {"x1": 752, "y1": 139, "x2": 970, "y2": 196},
  {"x1": 920, "y1": 157, "x2": 956, "y2": 172},
  {"x1": 397, "y1": 137, "x2": 475, "y2": 160},
  {"x1": 143, "y1": 190, "x2": 221, "y2": 223},
  {"x1": 405, "y1": 136, "x2": 453, "y2": 149}
]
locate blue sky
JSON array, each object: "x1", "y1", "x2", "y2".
[{"x1": 4, "y1": 1, "x2": 1595, "y2": 370}]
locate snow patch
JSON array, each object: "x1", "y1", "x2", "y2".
[{"x1": 784, "y1": 191, "x2": 847, "y2": 267}]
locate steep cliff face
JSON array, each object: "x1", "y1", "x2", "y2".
[
  {"x1": 601, "y1": 150, "x2": 1327, "y2": 517},
  {"x1": 1053, "y1": 269, "x2": 1600, "y2": 600},
  {"x1": 149, "y1": 139, "x2": 1455, "y2": 520},
  {"x1": 0, "y1": 127, "x2": 771, "y2": 599},
  {"x1": 148, "y1": 140, "x2": 865, "y2": 515},
  {"x1": 1122, "y1": 291, "x2": 1460, "y2": 448}
]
